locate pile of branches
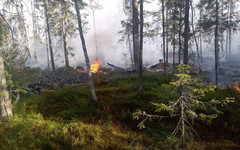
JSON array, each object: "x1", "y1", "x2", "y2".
[{"x1": 28, "y1": 68, "x2": 89, "y2": 93}]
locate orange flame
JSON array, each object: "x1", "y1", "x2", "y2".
[
  {"x1": 74, "y1": 60, "x2": 108, "y2": 74},
  {"x1": 233, "y1": 81, "x2": 240, "y2": 93},
  {"x1": 91, "y1": 60, "x2": 102, "y2": 73}
]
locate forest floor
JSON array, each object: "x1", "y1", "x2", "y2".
[{"x1": 0, "y1": 70, "x2": 240, "y2": 149}]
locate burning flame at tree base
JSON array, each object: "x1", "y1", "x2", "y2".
[{"x1": 74, "y1": 60, "x2": 108, "y2": 74}]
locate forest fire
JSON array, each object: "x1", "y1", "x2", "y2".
[
  {"x1": 74, "y1": 60, "x2": 108, "y2": 74},
  {"x1": 91, "y1": 60, "x2": 102, "y2": 73},
  {"x1": 233, "y1": 81, "x2": 240, "y2": 93}
]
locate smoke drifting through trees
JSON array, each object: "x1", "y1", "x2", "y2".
[{"x1": 1, "y1": 0, "x2": 240, "y2": 80}]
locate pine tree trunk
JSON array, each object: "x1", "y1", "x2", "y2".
[
  {"x1": 221, "y1": 0, "x2": 224, "y2": 54},
  {"x1": 199, "y1": 8, "x2": 203, "y2": 64},
  {"x1": 178, "y1": 2, "x2": 182, "y2": 64},
  {"x1": 90, "y1": 1, "x2": 99, "y2": 60},
  {"x1": 44, "y1": 0, "x2": 55, "y2": 71},
  {"x1": 183, "y1": 0, "x2": 190, "y2": 64},
  {"x1": 16, "y1": 0, "x2": 31, "y2": 67},
  {"x1": 0, "y1": 49, "x2": 12, "y2": 118},
  {"x1": 166, "y1": 9, "x2": 169, "y2": 64},
  {"x1": 74, "y1": 0, "x2": 97, "y2": 101},
  {"x1": 132, "y1": 0, "x2": 140, "y2": 71},
  {"x1": 190, "y1": 2, "x2": 200, "y2": 69},
  {"x1": 226, "y1": 3, "x2": 229, "y2": 62},
  {"x1": 215, "y1": 0, "x2": 220, "y2": 86},
  {"x1": 127, "y1": 34, "x2": 134, "y2": 69},
  {"x1": 229, "y1": 0, "x2": 233, "y2": 62},
  {"x1": 62, "y1": 2, "x2": 69, "y2": 68},
  {"x1": 162, "y1": 0, "x2": 166, "y2": 75},
  {"x1": 173, "y1": 0, "x2": 176, "y2": 73},
  {"x1": 139, "y1": 0, "x2": 143, "y2": 93},
  {"x1": 45, "y1": 30, "x2": 50, "y2": 69}
]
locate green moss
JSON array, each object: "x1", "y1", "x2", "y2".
[{"x1": 1, "y1": 71, "x2": 239, "y2": 149}]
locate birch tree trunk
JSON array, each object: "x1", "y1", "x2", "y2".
[{"x1": 74, "y1": 0, "x2": 97, "y2": 101}]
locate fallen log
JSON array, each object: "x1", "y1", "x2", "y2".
[{"x1": 107, "y1": 63, "x2": 128, "y2": 72}]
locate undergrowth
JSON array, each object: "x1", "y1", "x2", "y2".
[{"x1": 0, "y1": 71, "x2": 239, "y2": 149}]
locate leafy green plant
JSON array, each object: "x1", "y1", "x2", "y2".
[{"x1": 134, "y1": 65, "x2": 234, "y2": 146}]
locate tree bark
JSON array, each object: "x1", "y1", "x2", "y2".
[
  {"x1": 132, "y1": 0, "x2": 140, "y2": 71},
  {"x1": 229, "y1": 0, "x2": 233, "y2": 62},
  {"x1": 74, "y1": 0, "x2": 97, "y2": 101},
  {"x1": 215, "y1": 0, "x2": 220, "y2": 86},
  {"x1": 178, "y1": 2, "x2": 182, "y2": 64},
  {"x1": 173, "y1": 0, "x2": 176, "y2": 73},
  {"x1": 199, "y1": 8, "x2": 203, "y2": 64},
  {"x1": 90, "y1": 0, "x2": 99, "y2": 60},
  {"x1": 44, "y1": 0, "x2": 55, "y2": 71},
  {"x1": 220, "y1": 0, "x2": 224, "y2": 55},
  {"x1": 127, "y1": 34, "x2": 134, "y2": 69},
  {"x1": 139, "y1": 0, "x2": 143, "y2": 93},
  {"x1": 225, "y1": 3, "x2": 229, "y2": 62},
  {"x1": 162, "y1": 0, "x2": 166, "y2": 75},
  {"x1": 183, "y1": 0, "x2": 190, "y2": 64},
  {"x1": 0, "y1": 16, "x2": 12, "y2": 118},
  {"x1": 190, "y1": 1, "x2": 200, "y2": 69},
  {"x1": 0, "y1": 49, "x2": 12, "y2": 118},
  {"x1": 61, "y1": 2, "x2": 69, "y2": 68},
  {"x1": 166, "y1": 9, "x2": 169, "y2": 64}
]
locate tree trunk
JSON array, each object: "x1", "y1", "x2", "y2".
[
  {"x1": 45, "y1": 29, "x2": 50, "y2": 69},
  {"x1": 162, "y1": 0, "x2": 166, "y2": 75},
  {"x1": 220, "y1": 0, "x2": 224, "y2": 55},
  {"x1": 173, "y1": 0, "x2": 176, "y2": 73},
  {"x1": 132, "y1": 0, "x2": 140, "y2": 71},
  {"x1": 178, "y1": 2, "x2": 182, "y2": 64},
  {"x1": 90, "y1": 0, "x2": 99, "y2": 60},
  {"x1": 127, "y1": 34, "x2": 134, "y2": 69},
  {"x1": 15, "y1": 0, "x2": 31, "y2": 67},
  {"x1": 44, "y1": 0, "x2": 55, "y2": 71},
  {"x1": 0, "y1": 49, "x2": 12, "y2": 118},
  {"x1": 74, "y1": 0, "x2": 97, "y2": 101},
  {"x1": 166, "y1": 9, "x2": 169, "y2": 64},
  {"x1": 229, "y1": 0, "x2": 233, "y2": 62},
  {"x1": 139, "y1": 0, "x2": 143, "y2": 93},
  {"x1": 61, "y1": 2, "x2": 69, "y2": 68},
  {"x1": 199, "y1": 8, "x2": 203, "y2": 64},
  {"x1": 225, "y1": 3, "x2": 229, "y2": 62},
  {"x1": 215, "y1": 0, "x2": 220, "y2": 86},
  {"x1": 183, "y1": 0, "x2": 190, "y2": 64},
  {"x1": 190, "y1": 1, "x2": 200, "y2": 69}
]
